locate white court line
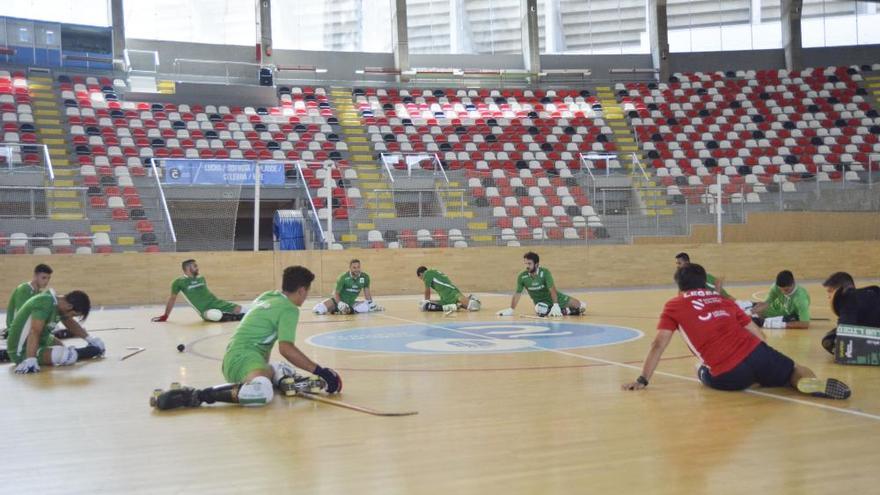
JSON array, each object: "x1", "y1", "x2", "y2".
[
  {"x1": 378, "y1": 313, "x2": 880, "y2": 423},
  {"x1": 751, "y1": 289, "x2": 769, "y2": 302}
]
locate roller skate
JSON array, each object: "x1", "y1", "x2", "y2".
[
  {"x1": 279, "y1": 375, "x2": 327, "y2": 396},
  {"x1": 150, "y1": 382, "x2": 202, "y2": 410}
]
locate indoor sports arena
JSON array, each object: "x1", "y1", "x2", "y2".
[{"x1": 1, "y1": 1, "x2": 879, "y2": 493}]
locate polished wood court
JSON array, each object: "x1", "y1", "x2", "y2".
[{"x1": 3, "y1": 283, "x2": 879, "y2": 494}]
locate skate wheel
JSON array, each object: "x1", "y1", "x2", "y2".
[{"x1": 170, "y1": 382, "x2": 181, "y2": 390}]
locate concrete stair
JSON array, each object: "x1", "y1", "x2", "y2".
[
  {"x1": 329, "y1": 87, "x2": 394, "y2": 242},
  {"x1": 29, "y1": 71, "x2": 86, "y2": 223},
  {"x1": 597, "y1": 85, "x2": 673, "y2": 217}
]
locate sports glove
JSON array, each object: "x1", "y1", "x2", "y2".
[
  {"x1": 85, "y1": 336, "x2": 106, "y2": 354},
  {"x1": 151, "y1": 314, "x2": 168, "y2": 322},
  {"x1": 368, "y1": 300, "x2": 384, "y2": 312},
  {"x1": 15, "y1": 357, "x2": 40, "y2": 374},
  {"x1": 314, "y1": 365, "x2": 343, "y2": 394},
  {"x1": 548, "y1": 303, "x2": 563, "y2": 317},
  {"x1": 496, "y1": 308, "x2": 514, "y2": 316},
  {"x1": 762, "y1": 316, "x2": 786, "y2": 329}
]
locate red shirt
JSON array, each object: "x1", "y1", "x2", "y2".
[{"x1": 657, "y1": 289, "x2": 761, "y2": 376}]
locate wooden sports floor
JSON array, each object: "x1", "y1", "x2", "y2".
[{"x1": 3, "y1": 283, "x2": 879, "y2": 494}]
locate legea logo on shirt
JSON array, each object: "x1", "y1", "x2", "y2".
[{"x1": 307, "y1": 321, "x2": 642, "y2": 354}]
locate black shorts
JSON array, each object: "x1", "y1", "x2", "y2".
[{"x1": 697, "y1": 342, "x2": 795, "y2": 391}]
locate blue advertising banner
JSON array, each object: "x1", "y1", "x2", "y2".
[{"x1": 164, "y1": 160, "x2": 286, "y2": 185}]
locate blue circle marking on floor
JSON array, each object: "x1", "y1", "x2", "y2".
[{"x1": 307, "y1": 321, "x2": 643, "y2": 354}]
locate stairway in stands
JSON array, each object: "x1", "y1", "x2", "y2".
[
  {"x1": 28, "y1": 69, "x2": 84, "y2": 222},
  {"x1": 597, "y1": 83, "x2": 672, "y2": 217},
  {"x1": 330, "y1": 88, "x2": 391, "y2": 227}
]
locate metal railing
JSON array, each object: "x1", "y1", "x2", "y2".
[
  {"x1": 370, "y1": 188, "x2": 466, "y2": 218},
  {"x1": 0, "y1": 142, "x2": 54, "y2": 181},
  {"x1": 294, "y1": 161, "x2": 327, "y2": 249},
  {"x1": 148, "y1": 158, "x2": 178, "y2": 245},
  {"x1": 380, "y1": 152, "x2": 449, "y2": 184},
  {"x1": 172, "y1": 58, "x2": 265, "y2": 86},
  {"x1": 0, "y1": 185, "x2": 87, "y2": 219}
]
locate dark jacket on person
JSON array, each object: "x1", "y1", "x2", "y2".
[{"x1": 822, "y1": 286, "x2": 880, "y2": 354}]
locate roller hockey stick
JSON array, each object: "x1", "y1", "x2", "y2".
[
  {"x1": 282, "y1": 380, "x2": 417, "y2": 417},
  {"x1": 282, "y1": 377, "x2": 418, "y2": 416},
  {"x1": 517, "y1": 313, "x2": 566, "y2": 320},
  {"x1": 120, "y1": 346, "x2": 146, "y2": 361},
  {"x1": 295, "y1": 391, "x2": 418, "y2": 417}
]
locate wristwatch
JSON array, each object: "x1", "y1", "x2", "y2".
[{"x1": 636, "y1": 375, "x2": 649, "y2": 387}]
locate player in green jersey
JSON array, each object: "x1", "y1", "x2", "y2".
[
  {"x1": 4, "y1": 289, "x2": 104, "y2": 373},
  {"x1": 152, "y1": 259, "x2": 245, "y2": 323},
  {"x1": 3, "y1": 263, "x2": 75, "y2": 341},
  {"x1": 750, "y1": 270, "x2": 811, "y2": 329},
  {"x1": 4, "y1": 264, "x2": 52, "y2": 340},
  {"x1": 496, "y1": 252, "x2": 586, "y2": 317},
  {"x1": 674, "y1": 253, "x2": 734, "y2": 300},
  {"x1": 313, "y1": 259, "x2": 383, "y2": 315},
  {"x1": 150, "y1": 266, "x2": 342, "y2": 410},
  {"x1": 416, "y1": 266, "x2": 481, "y2": 313},
  {"x1": 5, "y1": 264, "x2": 52, "y2": 330}
]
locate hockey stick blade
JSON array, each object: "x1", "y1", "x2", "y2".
[
  {"x1": 119, "y1": 347, "x2": 146, "y2": 361},
  {"x1": 293, "y1": 391, "x2": 418, "y2": 417},
  {"x1": 517, "y1": 313, "x2": 564, "y2": 320},
  {"x1": 518, "y1": 313, "x2": 544, "y2": 320}
]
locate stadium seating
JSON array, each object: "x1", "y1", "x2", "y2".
[
  {"x1": 355, "y1": 87, "x2": 613, "y2": 174},
  {"x1": 618, "y1": 65, "x2": 880, "y2": 205},
  {"x1": 3, "y1": 63, "x2": 879, "y2": 253},
  {"x1": 0, "y1": 69, "x2": 41, "y2": 168},
  {"x1": 55, "y1": 75, "x2": 352, "y2": 252}
]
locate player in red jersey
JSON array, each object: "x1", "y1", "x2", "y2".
[{"x1": 622, "y1": 263, "x2": 851, "y2": 399}]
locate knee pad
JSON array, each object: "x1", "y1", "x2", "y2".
[
  {"x1": 238, "y1": 376, "x2": 274, "y2": 406},
  {"x1": 352, "y1": 301, "x2": 371, "y2": 313},
  {"x1": 50, "y1": 345, "x2": 78, "y2": 366},
  {"x1": 467, "y1": 296, "x2": 481, "y2": 311},
  {"x1": 271, "y1": 362, "x2": 298, "y2": 386},
  {"x1": 313, "y1": 302, "x2": 329, "y2": 315},
  {"x1": 203, "y1": 309, "x2": 223, "y2": 322},
  {"x1": 336, "y1": 301, "x2": 352, "y2": 315},
  {"x1": 535, "y1": 302, "x2": 550, "y2": 316}
]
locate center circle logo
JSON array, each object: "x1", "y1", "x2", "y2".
[{"x1": 307, "y1": 321, "x2": 643, "y2": 354}]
